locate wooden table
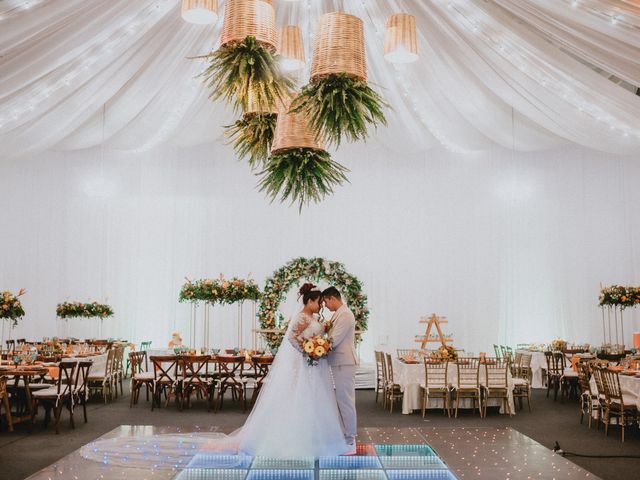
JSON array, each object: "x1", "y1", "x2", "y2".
[{"x1": 0, "y1": 365, "x2": 49, "y2": 426}]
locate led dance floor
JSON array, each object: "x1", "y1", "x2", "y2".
[{"x1": 25, "y1": 426, "x2": 600, "y2": 480}]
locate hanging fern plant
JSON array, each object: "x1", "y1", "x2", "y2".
[
  {"x1": 197, "y1": 36, "x2": 294, "y2": 113},
  {"x1": 291, "y1": 73, "x2": 388, "y2": 147},
  {"x1": 225, "y1": 113, "x2": 277, "y2": 169},
  {"x1": 257, "y1": 148, "x2": 350, "y2": 211}
]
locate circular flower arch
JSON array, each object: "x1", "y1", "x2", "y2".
[{"x1": 258, "y1": 257, "x2": 369, "y2": 350}]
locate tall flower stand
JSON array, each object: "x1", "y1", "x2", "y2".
[{"x1": 601, "y1": 305, "x2": 629, "y2": 354}]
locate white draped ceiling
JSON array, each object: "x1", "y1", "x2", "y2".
[{"x1": 1, "y1": 0, "x2": 639, "y2": 157}]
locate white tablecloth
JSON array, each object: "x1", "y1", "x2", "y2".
[
  {"x1": 392, "y1": 359, "x2": 515, "y2": 415},
  {"x1": 61, "y1": 353, "x2": 109, "y2": 376},
  {"x1": 589, "y1": 373, "x2": 640, "y2": 410}
]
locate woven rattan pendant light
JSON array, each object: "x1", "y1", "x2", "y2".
[
  {"x1": 310, "y1": 12, "x2": 366, "y2": 82},
  {"x1": 384, "y1": 13, "x2": 418, "y2": 64},
  {"x1": 221, "y1": 0, "x2": 276, "y2": 51},
  {"x1": 181, "y1": 0, "x2": 218, "y2": 25},
  {"x1": 278, "y1": 25, "x2": 305, "y2": 72},
  {"x1": 272, "y1": 96, "x2": 324, "y2": 154}
]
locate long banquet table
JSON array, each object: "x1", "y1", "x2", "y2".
[{"x1": 392, "y1": 358, "x2": 515, "y2": 415}]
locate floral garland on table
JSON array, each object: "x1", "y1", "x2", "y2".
[
  {"x1": 434, "y1": 344, "x2": 457, "y2": 361},
  {"x1": 179, "y1": 276, "x2": 260, "y2": 305},
  {"x1": 1, "y1": 289, "x2": 26, "y2": 326},
  {"x1": 599, "y1": 285, "x2": 640, "y2": 309},
  {"x1": 56, "y1": 301, "x2": 114, "y2": 319},
  {"x1": 258, "y1": 257, "x2": 369, "y2": 351}
]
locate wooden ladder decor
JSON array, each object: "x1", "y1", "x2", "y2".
[{"x1": 415, "y1": 313, "x2": 453, "y2": 350}]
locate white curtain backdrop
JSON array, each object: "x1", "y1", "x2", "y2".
[{"x1": 1, "y1": 139, "x2": 639, "y2": 359}]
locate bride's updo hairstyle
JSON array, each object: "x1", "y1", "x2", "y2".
[{"x1": 298, "y1": 283, "x2": 322, "y2": 305}]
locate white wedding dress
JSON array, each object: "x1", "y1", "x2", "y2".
[{"x1": 212, "y1": 312, "x2": 349, "y2": 458}]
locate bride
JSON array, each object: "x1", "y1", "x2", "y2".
[{"x1": 213, "y1": 283, "x2": 350, "y2": 458}]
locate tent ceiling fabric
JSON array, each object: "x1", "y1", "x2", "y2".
[{"x1": 0, "y1": 0, "x2": 639, "y2": 158}]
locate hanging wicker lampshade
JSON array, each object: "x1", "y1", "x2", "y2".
[
  {"x1": 310, "y1": 12, "x2": 366, "y2": 82},
  {"x1": 272, "y1": 96, "x2": 324, "y2": 154},
  {"x1": 220, "y1": 0, "x2": 276, "y2": 51},
  {"x1": 181, "y1": 0, "x2": 218, "y2": 25},
  {"x1": 384, "y1": 13, "x2": 418, "y2": 64},
  {"x1": 277, "y1": 25, "x2": 305, "y2": 72}
]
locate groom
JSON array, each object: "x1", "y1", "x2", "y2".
[{"x1": 323, "y1": 286, "x2": 358, "y2": 455}]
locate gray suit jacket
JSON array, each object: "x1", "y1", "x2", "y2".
[{"x1": 328, "y1": 305, "x2": 358, "y2": 366}]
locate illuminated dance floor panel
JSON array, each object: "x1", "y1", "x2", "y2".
[{"x1": 24, "y1": 426, "x2": 600, "y2": 480}]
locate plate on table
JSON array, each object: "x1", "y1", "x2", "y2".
[
  {"x1": 620, "y1": 370, "x2": 639, "y2": 376},
  {"x1": 400, "y1": 359, "x2": 419, "y2": 364}
]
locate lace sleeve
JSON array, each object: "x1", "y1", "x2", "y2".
[{"x1": 287, "y1": 314, "x2": 311, "y2": 352}]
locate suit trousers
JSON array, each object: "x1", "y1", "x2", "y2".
[{"x1": 331, "y1": 365, "x2": 357, "y2": 444}]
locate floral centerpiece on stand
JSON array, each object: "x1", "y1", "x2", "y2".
[
  {"x1": 179, "y1": 275, "x2": 261, "y2": 305},
  {"x1": 1, "y1": 289, "x2": 26, "y2": 326},
  {"x1": 56, "y1": 301, "x2": 114, "y2": 318},
  {"x1": 599, "y1": 285, "x2": 640, "y2": 308}
]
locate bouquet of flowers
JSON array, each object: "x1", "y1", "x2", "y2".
[
  {"x1": 550, "y1": 338, "x2": 567, "y2": 352},
  {"x1": 301, "y1": 334, "x2": 332, "y2": 366},
  {"x1": 1, "y1": 288, "x2": 26, "y2": 326}
]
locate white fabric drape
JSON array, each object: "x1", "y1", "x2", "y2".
[
  {"x1": 1, "y1": 0, "x2": 639, "y2": 157},
  {"x1": 1, "y1": 142, "x2": 639, "y2": 358}
]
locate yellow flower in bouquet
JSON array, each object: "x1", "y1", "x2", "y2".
[
  {"x1": 314, "y1": 346, "x2": 326, "y2": 357},
  {"x1": 303, "y1": 341, "x2": 315, "y2": 353}
]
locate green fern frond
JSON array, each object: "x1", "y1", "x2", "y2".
[
  {"x1": 291, "y1": 73, "x2": 389, "y2": 147},
  {"x1": 197, "y1": 36, "x2": 294, "y2": 113},
  {"x1": 257, "y1": 148, "x2": 350, "y2": 212},
  {"x1": 225, "y1": 113, "x2": 277, "y2": 169}
]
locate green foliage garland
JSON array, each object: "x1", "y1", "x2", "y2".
[
  {"x1": 291, "y1": 73, "x2": 388, "y2": 146},
  {"x1": 1, "y1": 289, "x2": 26, "y2": 326},
  {"x1": 257, "y1": 148, "x2": 349, "y2": 211},
  {"x1": 56, "y1": 301, "x2": 114, "y2": 319},
  {"x1": 258, "y1": 257, "x2": 369, "y2": 351},
  {"x1": 225, "y1": 113, "x2": 277, "y2": 169},
  {"x1": 179, "y1": 277, "x2": 260, "y2": 305},
  {"x1": 197, "y1": 36, "x2": 294, "y2": 113}
]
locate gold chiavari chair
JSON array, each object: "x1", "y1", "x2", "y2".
[
  {"x1": 0, "y1": 376, "x2": 12, "y2": 432},
  {"x1": 88, "y1": 347, "x2": 116, "y2": 403},
  {"x1": 482, "y1": 358, "x2": 512, "y2": 417},
  {"x1": 453, "y1": 357, "x2": 482, "y2": 418},
  {"x1": 374, "y1": 351, "x2": 385, "y2": 405},
  {"x1": 396, "y1": 349, "x2": 414, "y2": 359},
  {"x1": 421, "y1": 358, "x2": 450, "y2": 418},
  {"x1": 112, "y1": 345, "x2": 125, "y2": 398},
  {"x1": 577, "y1": 362, "x2": 599, "y2": 428},
  {"x1": 384, "y1": 352, "x2": 403, "y2": 413},
  {"x1": 599, "y1": 367, "x2": 639, "y2": 442},
  {"x1": 512, "y1": 353, "x2": 532, "y2": 412}
]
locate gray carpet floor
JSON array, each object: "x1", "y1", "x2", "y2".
[{"x1": 0, "y1": 388, "x2": 638, "y2": 480}]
